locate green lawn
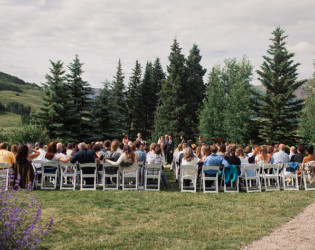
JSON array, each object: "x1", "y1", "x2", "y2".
[{"x1": 34, "y1": 169, "x2": 315, "y2": 249}]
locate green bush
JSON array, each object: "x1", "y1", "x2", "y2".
[{"x1": 1, "y1": 125, "x2": 50, "y2": 145}]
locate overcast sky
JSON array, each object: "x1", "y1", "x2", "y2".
[{"x1": 1, "y1": 0, "x2": 315, "y2": 88}]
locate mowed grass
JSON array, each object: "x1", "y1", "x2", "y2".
[{"x1": 34, "y1": 169, "x2": 315, "y2": 249}]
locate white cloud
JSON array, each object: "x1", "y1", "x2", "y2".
[{"x1": 0, "y1": 0, "x2": 315, "y2": 88}]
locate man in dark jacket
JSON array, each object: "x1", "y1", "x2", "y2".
[{"x1": 166, "y1": 135, "x2": 174, "y2": 165}]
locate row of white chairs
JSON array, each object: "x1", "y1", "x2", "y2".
[
  {"x1": 178, "y1": 163, "x2": 315, "y2": 193},
  {"x1": 36, "y1": 161, "x2": 163, "y2": 191}
]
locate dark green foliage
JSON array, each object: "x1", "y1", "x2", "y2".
[
  {"x1": 252, "y1": 27, "x2": 306, "y2": 145},
  {"x1": 127, "y1": 61, "x2": 142, "y2": 140},
  {"x1": 5, "y1": 102, "x2": 31, "y2": 115},
  {"x1": 0, "y1": 102, "x2": 5, "y2": 111},
  {"x1": 93, "y1": 81, "x2": 127, "y2": 140},
  {"x1": 36, "y1": 60, "x2": 68, "y2": 139},
  {"x1": 154, "y1": 39, "x2": 188, "y2": 142},
  {"x1": 185, "y1": 44, "x2": 207, "y2": 140},
  {"x1": 111, "y1": 59, "x2": 128, "y2": 135},
  {"x1": 299, "y1": 64, "x2": 315, "y2": 144},
  {"x1": 152, "y1": 58, "x2": 166, "y2": 107},
  {"x1": 0, "y1": 82, "x2": 23, "y2": 92},
  {"x1": 66, "y1": 55, "x2": 94, "y2": 142},
  {"x1": 139, "y1": 62, "x2": 156, "y2": 140}
]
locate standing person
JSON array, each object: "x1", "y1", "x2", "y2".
[
  {"x1": 0, "y1": 142, "x2": 15, "y2": 167},
  {"x1": 135, "y1": 140, "x2": 146, "y2": 187},
  {"x1": 122, "y1": 134, "x2": 129, "y2": 144},
  {"x1": 136, "y1": 133, "x2": 143, "y2": 142},
  {"x1": 166, "y1": 135, "x2": 174, "y2": 165},
  {"x1": 180, "y1": 135, "x2": 186, "y2": 144},
  {"x1": 163, "y1": 135, "x2": 169, "y2": 154},
  {"x1": 197, "y1": 136, "x2": 204, "y2": 147},
  {"x1": 157, "y1": 136, "x2": 165, "y2": 155}
]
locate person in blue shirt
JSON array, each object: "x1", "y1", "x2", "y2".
[{"x1": 135, "y1": 140, "x2": 146, "y2": 186}]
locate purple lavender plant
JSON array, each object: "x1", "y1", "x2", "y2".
[{"x1": 0, "y1": 169, "x2": 53, "y2": 249}]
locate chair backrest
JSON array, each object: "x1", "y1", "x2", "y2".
[
  {"x1": 121, "y1": 163, "x2": 138, "y2": 173},
  {"x1": 59, "y1": 162, "x2": 78, "y2": 168},
  {"x1": 146, "y1": 163, "x2": 161, "y2": 169},
  {"x1": 182, "y1": 164, "x2": 198, "y2": 171},
  {"x1": 203, "y1": 165, "x2": 220, "y2": 171},
  {"x1": 41, "y1": 162, "x2": 59, "y2": 168},
  {"x1": 263, "y1": 164, "x2": 280, "y2": 169},
  {"x1": 243, "y1": 164, "x2": 261, "y2": 170},
  {"x1": 0, "y1": 163, "x2": 9, "y2": 168},
  {"x1": 80, "y1": 163, "x2": 98, "y2": 169},
  {"x1": 102, "y1": 162, "x2": 113, "y2": 168}
]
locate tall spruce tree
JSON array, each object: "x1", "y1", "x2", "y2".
[
  {"x1": 112, "y1": 59, "x2": 128, "y2": 134},
  {"x1": 299, "y1": 63, "x2": 315, "y2": 144},
  {"x1": 199, "y1": 66, "x2": 226, "y2": 139},
  {"x1": 139, "y1": 62, "x2": 156, "y2": 139},
  {"x1": 252, "y1": 27, "x2": 306, "y2": 145},
  {"x1": 154, "y1": 39, "x2": 188, "y2": 142},
  {"x1": 67, "y1": 55, "x2": 94, "y2": 142},
  {"x1": 92, "y1": 81, "x2": 126, "y2": 140},
  {"x1": 36, "y1": 60, "x2": 68, "y2": 139},
  {"x1": 185, "y1": 44, "x2": 207, "y2": 140},
  {"x1": 223, "y1": 57, "x2": 255, "y2": 144},
  {"x1": 127, "y1": 61, "x2": 142, "y2": 140},
  {"x1": 152, "y1": 58, "x2": 165, "y2": 107}
]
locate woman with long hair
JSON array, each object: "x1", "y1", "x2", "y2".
[
  {"x1": 302, "y1": 146, "x2": 315, "y2": 164},
  {"x1": 255, "y1": 145, "x2": 269, "y2": 164},
  {"x1": 105, "y1": 144, "x2": 136, "y2": 170},
  {"x1": 45, "y1": 142, "x2": 70, "y2": 163},
  {"x1": 10, "y1": 145, "x2": 18, "y2": 157},
  {"x1": 11, "y1": 144, "x2": 37, "y2": 189}
]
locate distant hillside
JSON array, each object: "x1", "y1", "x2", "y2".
[
  {"x1": 0, "y1": 71, "x2": 43, "y2": 129},
  {"x1": 251, "y1": 82, "x2": 308, "y2": 99}
]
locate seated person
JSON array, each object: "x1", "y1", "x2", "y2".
[
  {"x1": 291, "y1": 145, "x2": 305, "y2": 163},
  {"x1": 0, "y1": 142, "x2": 16, "y2": 167},
  {"x1": 302, "y1": 146, "x2": 315, "y2": 164}
]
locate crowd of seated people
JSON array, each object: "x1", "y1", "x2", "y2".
[{"x1": 1, "y1": 134, "x2": 314, "y2": 190}]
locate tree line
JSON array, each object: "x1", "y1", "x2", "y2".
[{"x1": 34, "y1": 27, "x2": 315, "y2": 145}]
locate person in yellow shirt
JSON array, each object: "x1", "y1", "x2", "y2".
[{"x1": 0, "y1": 142, "x2": 15, "y2": 167}]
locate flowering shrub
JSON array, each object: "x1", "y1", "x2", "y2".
[{"x1": 0, "y1": 169, "x2": 53, "y2": 249}]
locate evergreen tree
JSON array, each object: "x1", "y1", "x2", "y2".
[
  {"x1": 127, "y1": 60, "x2": 142, "y2": 140},
  {"x1": 139, "y1": 62, "x2": 156, "y2": 139},
  {"x1": 223, "y1": 57, "x2": 255, "y2": 144},
  {"x1": 185, "y1": 44, "x2": 207, "y2": 139},
  {"x1": 299, "y1": 63, "x2": 315, "y2": 144},
  {"x1": 252, "y1": 27, "x2": 306, "y2": 145},
  {"x1": 199, "y1": 66, "x2": 226, "y2": 139},
  {"x1": 152, "y1": 58, "x2": 165, "y2": 107},
  {"x1": 36, "y1": 60, "x2": 68, "y2": 139},
  {"x1": 112, "y1": 59, "x2": 128, "y2": 134},
  {"x1": 153, "y1": 39, "x2": 187, "y2": 142},
  {"x1": 92, "y1": 81, "x2": 126, "y2": 140},
  {"x1": 67, "y1": 55, "x2": 94, "y2": 142}
]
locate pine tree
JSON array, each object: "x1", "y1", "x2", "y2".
[
  {"x1": 252, "y1": 27, "x2": 306, "y2": 145},
  {"x1": 36, "y1": 60, "x2": 67, "y2": 139},
  {"x1": 127, "y1": 60, "x2": 142, "y2": 140},
  {"x1": 185, "y1": 44, "x2": 207, "y2": 140},
  {"x1": 112, "y1": 59, "x2": 128, "y2": 134},
  {"x1": 67, "y1": 55, "x2": 94, "y2": 142},
  {"x1": 92, "y1": 81, "x2": 126, "y2": 140},
  {"x1": 139, "y1": 62, "x2": 156, "y2": 139},
  {"x1": 152, "y1": 58, "x2": 165, "y2": 107},
  {"x1": 199, "y1": 66, "x2": 226, "y2": 139},
  {"x1": 299, "y1": 63, "x2": 315, "y2": 144},
  {"x1": 153, "y1": 39, "x2": 187, "y2": 142},
  {"x1": 223, "y1": 57, "x2": 255, "y2": 144}
]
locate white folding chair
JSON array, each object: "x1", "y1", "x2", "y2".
[
  {"x1": 243, "y1": 164, "x2": 262, "y2": 193},
  {"x1": 0, "y1": 163, "x2": 9, "y2": 191},
  {"x1": 300, "y1": 163, "x2": 315, "y2": 191},
  {"x1": 144, "y1": 163, "x2": 161, "y2": 191},
  {"x1": 200, "y1": 165, "x2": 220, "y2": 193},
  {"x1": 122, "y1": 163, "x2": 138, "y2": 190},
  {"x1": 41, "y1": 162, "x2": 59, "y2": 190},
  {"x1": 80, "y1": 163, "x2": 97, "y2": 191},
  {"x1": 59, "y1": 162, "x2": 77, "y2": 190},
  {"x1": 31, "y1": 160, "x2": 43, "y2": 188},
  {"x1": 102, "y1": 162, "x2": 120, "y2": 190},
  {"x1": 180, "y1": 164, "x2": 198, "y2": 193},
  {"x1": 281, "y1": 163, "x2": 299, "y2": 191},
  {"x1": 262, "y1": 164, "x2": 281, "y2": 191}
]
